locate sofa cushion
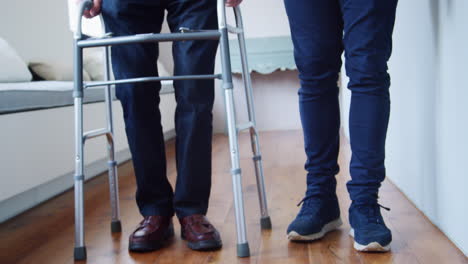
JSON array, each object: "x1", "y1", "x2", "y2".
[
  {"x1": 0, "y1": 38, "x2": 32, "y2": 83},
  {"x1": 0, "y1": 81, "x2": 106, "y2": 114},
  {"x1": 0, "y1": 80, "x2": 174, "y2": 115},
  {"x1": 29, "y1": 62, "x2": 92, "y2": 81}
]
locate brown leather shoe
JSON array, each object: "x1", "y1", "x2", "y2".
[
  {"x1": 129, "y1": 216, "x2": 174, "y2": 252},
  {"x1": 179, "y1": 214, "x2": 222, "y2": 251}
]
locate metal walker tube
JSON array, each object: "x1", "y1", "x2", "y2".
[
  {"x1": 233, "y1": 7, "x2": 272, "y2": 230},
  {"x1": 73, "y1": 1, "x2": 93, "y2": 260},
  {"x1": 103, "y1": 43, "x2": 122, "y2": 233},
  {"x1": 217, "y1": 0, "x2": 250, "y2": 257}
]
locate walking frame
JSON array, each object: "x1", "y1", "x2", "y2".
[{"x1": 72, "y1": 0, "x2": 271, "y2": 260}]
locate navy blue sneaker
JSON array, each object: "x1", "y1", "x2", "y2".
[
  {"x1": 287, "y1": 195, "x2": 342, "y2": 241},
  {"x1": 349, "y1": 202, "x2": 392, "y2": 252}
]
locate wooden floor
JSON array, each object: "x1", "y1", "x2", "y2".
[{"x1": 0, "y1": 131, "x2": 466, "y2": 264}]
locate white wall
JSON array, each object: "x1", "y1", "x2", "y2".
[
  {"x1": 0, "y1": 0, "x2": 73, "y2": 68},
  {"x1": 386, "y1": 0, "x2": 440, "y2": 223},
  {"x1": 341, "y1": 0, "x2": 468, "y2": 254},
  {"x1": 427, "y1": 0, "x2": 468, "y2": 254},
  {"x1": 225, "y1": 1, "x2": 291, "y2": 39}
]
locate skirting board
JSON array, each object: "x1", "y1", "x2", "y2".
[{"x1": 0, "y1": 129, "x2": 176, "y2": 223}]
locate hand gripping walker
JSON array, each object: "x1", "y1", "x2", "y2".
[{"x1": 72, "y1": 0, "x2": 272, "y2": 260}]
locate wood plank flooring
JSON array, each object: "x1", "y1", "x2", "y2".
[{"x1": 0, "y1": 130, "x2": 466, "y2": 264}]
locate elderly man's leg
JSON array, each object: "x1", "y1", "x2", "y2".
[
  {"x1": 166, "y1": 0, "x2": 222, "y2": 251},
  {"x1": 102, "y1": 1, "x2": 175, "y2": 252}
]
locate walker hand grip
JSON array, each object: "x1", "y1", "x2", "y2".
[
  {"x1": 74, "y1": 0, "x2": 94, "y2": 38},
  {"x1": 81, "y1": 0, "x2": 94, "y2": 12}
]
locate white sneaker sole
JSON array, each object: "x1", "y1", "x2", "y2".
[
  {"x1": 349, "y1": 229, "x2": 391, "y2": 252},
  {"x1": 287, "y1": 218, "x2": 343, "y2": 241}
]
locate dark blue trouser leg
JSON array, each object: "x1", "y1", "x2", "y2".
[
  {"x1": 341, "y1": 0, "x2": 398, "y2": 202},
  {"x1": 101, "y1": 0, "x2": 218, "y2": 217},
  {"x1": 284, "y1": 0, "x2": 344, "y2": 197},
  {"x1": 102, "y1": 2, "x2": 174, "y2": 217},
  {"x1": 166, "y1": 0, "x2": 218, "y2": 218},
  {"x1": 284, "y1": 0, "x2": 398, "y2": 202}
]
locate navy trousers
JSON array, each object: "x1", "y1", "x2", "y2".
[
  {"x1": 102, "y1": 0, "x2": 218, "y2": 218},
  {"x1": 284, "y1": 0, "x2": 398, "y2": 202}
]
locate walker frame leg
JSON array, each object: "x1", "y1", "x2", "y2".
[
  {"x1": 233, "y1": 7, "x2": 272, "y2": 230},
  {"x1": 73, "y1": 27, "x2": 87, "y2": 262},
  {"x1": 73, "y1": 2, "x2": 93, "y2": 260},
  {"x1": 218, "y1": 5, "x2": 250, "y2": 256},
  {"x1": 103, "y1": 46, "x2": 122, "y2": 233}
]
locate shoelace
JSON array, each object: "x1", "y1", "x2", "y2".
[
  {"x1": 295, "y1": 194, "x2": 329, "y2": 217},
  {"x1": 355, "y1": 203, "x2": 390, "y2": 224},
  {"x1": 141, "y1": 218, "x2": 151, "y2": 226},
  {"x1": 296, "y1": 194, "x2": 316, "y2": 207},
  {"x1": 190, "y1": 218, "x2": 211, "y2": 228},
  {"x1": 138, "y1": 217, "x2": 161, "y2": 229}
]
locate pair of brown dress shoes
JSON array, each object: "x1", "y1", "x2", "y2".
[{"x1": 128, "y1": 214, "x2": 222, "y2": 252}]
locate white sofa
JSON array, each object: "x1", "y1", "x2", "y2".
[{"x1": 0, "y1": 38, "x2": 176, "y2": 223}]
